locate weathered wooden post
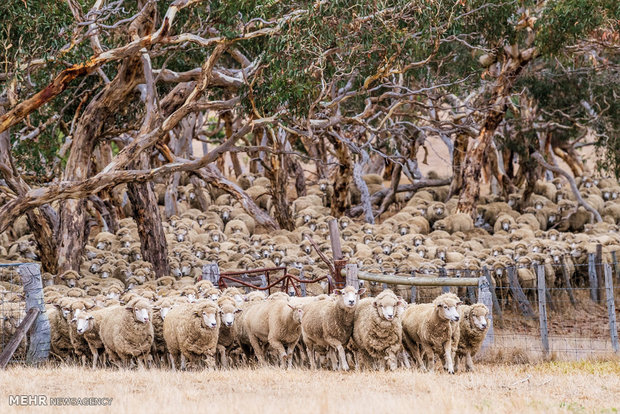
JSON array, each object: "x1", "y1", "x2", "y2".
[
  {"x1": 506, "y1": 266, "x2": 536, "y2": 319},
  {"x1": 536, "y1": 264, "x2": 549, "y2": 357},
  {"x1": 604, "y1": 264, "x2": 619, "y2": 353},
  {"x1": 464, "y1": 268, "x2": 477, "y2": 303},
  {"x1": 345, "y1": 263, "x2": 359, "y2": 290},
  {"x1": 299, "y1": 268, "x2": 307, "y2": 297},
  {"x1": 483, "y1": 266, "x2": 503, "y2": 327},
  {"x1": 588, "y1": 253, "x2": 599, "y2": 302},
  {"x1": 203, "y1": 262, "x2": 221, "y2": 287},
  {"x1": 560, "y1": 256, "x2": 577, "y2": 307},
  {"x1": 18, "y1": 263, "x2": 50, "y2": 364},
  {"x1": 477, "y1": 276, "x2": 494, "y2": 352},
  {"x1": 611, "y1": 251, "x2": 620, "y2": 283},
  {"x1": 410, "y1": 271, "x2": 417, "y2": 304},
  {"x1": 596, "y1": 244, "x2": 605, "y2": 304},
  {"x1": 438, "y1": 267, "x2": 450, "y2": 294}
]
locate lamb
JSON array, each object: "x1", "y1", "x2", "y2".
[
  {"x1": 433, "y1": 213, "x2": 474, "y2": 234},
  {"x1": 351, "y1": 289, "x2": 404, "y2": 371},
  {"x1": 163, "y1": 300, "x2": 220, "y2": 370},
  {"x1": 401, "y1": 292, "x2": 461, "y2": 374},
  {"x1": 243, "y1": 298, "x2": 305, "y2": 368},
  {"x1": 301, "y1": 286, "x2": 365, "y2": 371},
  {"x1": 216, "y1": 296, "x2": 241, "y2": 368},
  {"x1": 454, "y1": 303, "x2": 489, "y2": 372},
  {"x1": 98, "y1": 297, "x2": 154, "y2": 368},
  {"x1": 74, "y1": 307, "x2": 116, "y2": 368}
]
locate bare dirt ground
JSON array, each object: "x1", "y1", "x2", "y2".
[{"x1": 2, "y1": 361, "x2": 619, "y2": 414}]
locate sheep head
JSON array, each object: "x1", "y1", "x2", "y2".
[
  {"x1": 125, "y1": 298, "x2": 152, "y2": 324},
  {"x1": 433, "y1": 293, "x2": 461, "y2": 322}
]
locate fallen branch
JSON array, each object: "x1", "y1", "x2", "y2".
[
  {"x1": 531, "y1": 152, "x2": 602, "y2": 223},
  {"x1": 348, "y1": 178, "x2": 451, "y2": 217}
]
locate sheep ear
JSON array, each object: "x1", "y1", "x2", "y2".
[
  {"x1": 456, "y1": 301, "x2": 463, "y2": 306},
  {"x1": 287, "y1": 304, "x2": 295, "y2": 310},
  {"x1": 71, "y1": 318, "x2": 76, "y2": 323},
  {"x1": 125, "y1": 306, "x2": 133, "y2": 311},
  {"x1": 333, "y1": 289, "x2": 342, "y2": 295},
  {"x1": 358, "y1": 288, "x2": 366, "y2": 296},
  {"x1": 88, "y1": 315, "x2": 94, "y2": 320}
]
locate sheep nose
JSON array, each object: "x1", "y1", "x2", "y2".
[
  {"x1": 454, "y1": 316, "x2": 460, "y2": 322},
  {"x1": 225, "y1": 322, "x2": 233, "y2": 327}
]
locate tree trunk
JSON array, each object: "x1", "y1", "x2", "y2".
[
  {"x1": 0, "y1": 108, "x2": 58, "y2": 274},
  {"x1": 447, "y1": 133, "x2": 469, "y2": 200},
  {"x1": 327, "y1": 133, "x2": 353, "y2": 217},
  {"x1": 456, "y1": 51, "x2": 533, "y2": 216},
  {"x1": 57, "y1": 57, "x2": 143, "y2": 272},
  {"x1": 375, "y1": 163, "x2": 402, "y2": 217},
  {"x1": 127, "y1": 152, "x2": 170, "y2": 279},
  {"x1": 265, "y1": 128, "x2": 294, "y2": 231}
]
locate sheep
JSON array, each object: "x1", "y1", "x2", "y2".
[
  {"x1": 243, "y1": 299, "x2": 305, "y2": 368},
  {"x1": 74, "y1": 307, "x2": 116, "y2": 368},
  {"x1": 401, "y1": 292, "x2": 461, "y2": 374},
  {"x1": 163, "y1": 300, "x2": 220, "y2": 370},
  {"x1": 47, "y1": 303, "x2": 73, "y2": 360},
  {"x1": 216, "y1": 296, "x2": 241, "y2": 368},
  {"x1": 301, "y1": 286, "x2": 365, "y2": 371},
  {"x1": 351, "y1": 289, "x2": 404, "y2": 371},
  {"x1": 151, "y1": 298, "x2": 174, "y2": 365},
  {"x1": 98, "y1": 298, "x2": 154, "y2": 368},
  {"x1": 433, "y1": 213, "x2": 474, "y2": 234},
  {"x1": 454, "y1": 303, "x2": 489, "y2": 372}
]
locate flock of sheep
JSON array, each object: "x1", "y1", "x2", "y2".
[{"x1": 1, "y1": 171, "x2": 619, "y2": 372}]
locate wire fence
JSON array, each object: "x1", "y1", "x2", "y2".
[{"x1": 0, "y1": 264, "x2": 28, "y2": 364}]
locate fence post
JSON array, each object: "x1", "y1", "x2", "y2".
[
  {"x1": 506, "y1": 266, "x2": 536, "y2": 319},
  {"x1": 483, "y1": 266, "x2": 503, "y2": 327},
  {"x1": 560, "y1": 256, "x2": 577, "y2": 307},
  {"x1": 477, "y1": 276, "x2": 494, "y2": 352},
  {"x1": 438, "y1": 267, "x2": 450, "y2": 294},
  {"x1": 464, "y1": 269, "x2": 476, "y2": 303},
  {"x1": 345, "y1": 263, "x2": 359, "y2": 290},
  {"x1": 611, "y1": 251, "x2": 620, "y2": 283},
  {"x1": 588, "y1": 253, "x2": 599, "y2": 302},
  {"x1": 596, "y1": 244, "x2": 605, "y2": 304},
  {"x1": 328, "y1": 219, "x2": 346, "y2": 288},
  {"x1": 410, "y1": 271, "x2": 417, "y2": 304},
  {"x1": 17, "y1": 263, "x2": 50, "y2": 365},
  {"x1": 299, "y1": 268, "x2": 307, "y2": 297},
  {"x1": 604, "y1": 264, "x2": 619, "y2": 353},
  {"x1": 203, "y1": 262, "x2": 221, "y2": 287},
  {"x1": 536, "y1": 264, "x2": 549, "y2": 357}
]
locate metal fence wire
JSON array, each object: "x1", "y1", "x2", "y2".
[{"x1": 0, "y1": 264, "x2": 28, "y2": 364}]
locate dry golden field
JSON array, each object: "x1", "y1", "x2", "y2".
[{"x1": 1, "y1": 360, "x2": 619, "y2": 414}]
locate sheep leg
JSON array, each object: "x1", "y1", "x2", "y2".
[
  {"x1": 306, "y1": 343, "x2": 317, "y2": 370},
  {"x1": 268, "y1": 336, "x2": 288, "y2": 368},
  {"x1": 217, "y1": 345, "x2": 229, "y2": 369},
  {"x1": 180, "y1": 353, "x2": 187, "y2": 370},
  {"x1": 386, "y1": 351, "x2": 398, "y2": 371},
  {"x1": 285, "y1": 341, "x2": 298, "y2": 369},
  {"x1": 91, "y1": 351, "x2": 98, "y2": 369},
  {"x1": 168, "y1": 352, "x2": 177, "y2": 371},
  {"x1": 248, "y1": 334, "x2": 266, "y2": 365},
  {"x1": 465, "y1": 351, "x2": 474, "y2": 372},
  {"x1": 403, "y1": 335, "x2": 425, "y2": 371},
  {"x1": 443, "y1": 343, "x2": 455, "y2": 374},
  {"x1": 328, "y1": 349, "x2": 339, "y2": 371},
  {"x1": 400, "y1": 350, "x2": 412, "y2": 369},
  {"x1": 421, "y1": 344, "x2": 435, "y2": 371}
]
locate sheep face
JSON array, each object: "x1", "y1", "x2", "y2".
[
  {"x1": 288, "y1": 305, "x2": 304, "y2": 324},
  {"x1": 75, "y1": 314, "x2": 94, "y2": 335},
  {"x1": 374, "y1": 295, "x2": 399, "y2": 321},
  {"x1": 334, "y1": 286, "x2": 365, "y2": 308},
  {"x1": 438, "y1": 303, "x2": 460, "y2": 322},
  {"x1": 127, "y1": 306, "x2": 150, "y2": 324}
]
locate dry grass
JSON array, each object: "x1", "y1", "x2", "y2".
[{"x1": 2, "y1": 361, "x2": 619, "y2": 414}]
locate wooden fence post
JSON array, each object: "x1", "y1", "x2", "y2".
[
  {"x1": 203, "y1": 262, "x2": 221, "y2": 287},
  {"x1": 477, "y1": 276, "x2": 494, "y2": 352},
  {"x1": 438, "y1": 267, "x2": 450, "y2": 294},
  {"x1": 560, "y1": 256, "x2": 577, "y2": 307},
  {"x1": 328, "y1": 219, "x2": 346, "y2": 288},
  {"x1": 604, "y1": 264, "x2": 619, "y2": 353},
  {"x1": 464, "y1": 269, "x2": 477, "y2": 303},
  {"x1": 410, "y1": 271, "x2": 417, "y2": 304},
  {"x1": 611, "y1": 251, "x2": 620, "y2": 283},
  {"x1": 0, "y1": 308, "x2": 40, "y2": 369},
  {"x1": 596, "y1": 244, "x2": 605, "y2": 304},
  {"x1": 17, "y1": 263, "x2": 50, "y2": 365},
  {"x1": 299, "y1": 268, "x2": 307, "y2": 297},
  {"x1": 536, "y1": 264, "x2": 549, "y2": 357},
  {"x1": 588, "y1": 253, "x2": 599, "y2": 302},
  {"x1": 345, "y1": 263, "x2": 359, "y2": 290},
  {"x1": 483, "y1": 266, "x2": 503, "y2": 327},
  {"x1": 506, "y1": 266, "x2": 536, "y2": 319}
]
